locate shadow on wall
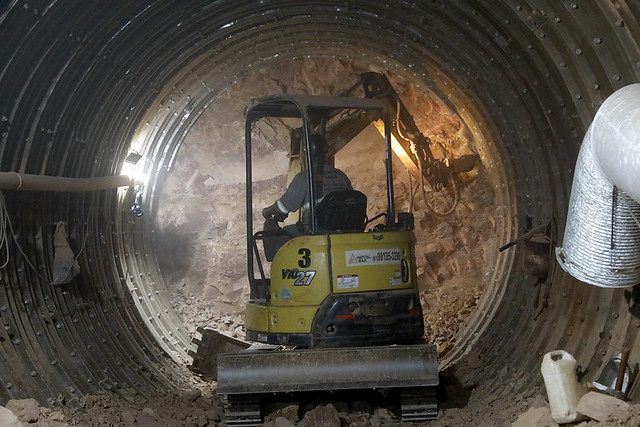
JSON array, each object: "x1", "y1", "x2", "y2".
[
  {"x1": 154, "y1": 223, "x2": 196, "y2": 287},
  {"x1": 437, "y1": 365, "x2": 475, "y2": 412}
]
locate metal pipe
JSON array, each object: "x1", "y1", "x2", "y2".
[
  {"x1": 0, "y1": 172, "x2": 130, "y2": 192},
  {"x1": 557, "y1": 84, "x2": 640, "y2": 288},
  {"x1": 615, "y1": 347, "x2": 630, "y2": 392}
]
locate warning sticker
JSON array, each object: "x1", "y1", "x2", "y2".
[
  {"x1": 390, "y1": 271, "x2": 402, "y2": 286},
  {"x1": 389, "y1": 277, "x2": 402, "y2": 286},
  {"x1": 345, "y1": 248, "x2": 402, "y2": 267},
  {"x1": 337, "y1": 274, "x2": 359, "y2": 289}
]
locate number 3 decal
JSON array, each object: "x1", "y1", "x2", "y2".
[{"x1": 298, "y1": 248, "x2": 311, "y2": 268}]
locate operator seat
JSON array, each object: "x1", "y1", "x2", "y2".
[
  {"x1": 316, "y1": 190, "x2": 367, "y2": 232},
  {"x1": 262, "y1": 190, "x2": 367, "y2": 263}
]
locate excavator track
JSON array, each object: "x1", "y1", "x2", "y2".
[
  {"x1": 217, "y1": 344, "x2": 439, "y2": 425},
  {"x1": 222, "y1": 394, "x2": 262, "y2": 427},
  {"x1": 221, "y1": 388, "x2": 440, "y2": 425},
  {"x1": 400, "y1": 387, "x2": 439, "y2": 422}
]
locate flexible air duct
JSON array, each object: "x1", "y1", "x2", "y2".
[{"x1": 557, "y1": 84, "x2": 640, "y2": 288}]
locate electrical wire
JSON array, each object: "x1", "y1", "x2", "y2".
[
  {"x1": 407, "y1": 169, "x2": 415, "y2": 212},
  {"x1": 393, "y1": 100, "x2": 458, "y2": 216},
  {"x1": 0, "y1": 191, "x2": 45, "y2": 278},
  {"x1": 0, "y1": 190, "x2": 91, "y2": 285},
  {"x1": 418, "y1": 161, "x2": 459, "y2": 216},
  {"x1": 0, "y1": 192, "x2": 10, "y2": 268}
]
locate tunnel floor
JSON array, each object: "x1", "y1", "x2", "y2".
[
  {"x1": 0, "y1": 368, "x2": 547, "y2": 425},
  {"x1": 6, "y1": 364, "x2": 640, "y2": 425}
]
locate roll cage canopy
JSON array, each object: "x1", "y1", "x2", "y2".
[
  {"x1": 246, "y1": 94, "x2": 388, "y2": 121},
  {"x1": 245, "y1": 94, "x2": 397, "y2": 279}
]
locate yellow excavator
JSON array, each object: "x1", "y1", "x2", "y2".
[
  {"x1": 243, "y1": 94, "x2": 425, "y2": 347},
  {"x1": 206, "y1": 92, "x2": 441, "y2": 425}
]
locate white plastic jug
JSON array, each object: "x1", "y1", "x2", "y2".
[{"x1": 541, "y1": 350, "x2": 587, "y2": 423}]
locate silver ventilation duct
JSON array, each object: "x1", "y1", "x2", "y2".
[{"x1": 557, "y1": 84, "x2": 640, "y2": 288}]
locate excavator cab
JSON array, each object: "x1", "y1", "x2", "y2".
[{"x1": 244, "y1": 94, "x2": 425, "y2": 348}]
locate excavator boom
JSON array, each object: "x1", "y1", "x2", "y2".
[{"x1": 332, "y1": 72, "x2": 478, "y2": 192}]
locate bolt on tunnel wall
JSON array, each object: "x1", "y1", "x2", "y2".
[{"x1": 1, "y1": 0, "x2": 640, "y2": 424}]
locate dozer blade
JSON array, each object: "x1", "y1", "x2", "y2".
[
  {"x1": 217, "y1": 343, "x2": 438, "y2": 394},
  {"x1": 217, "y1": 344, "x2": 439, "y2": 424}
]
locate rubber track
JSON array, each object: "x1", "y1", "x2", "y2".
[
  {"x1": 223, "y1": 394, "x2": 262, "y2": 427},
  {"x1": 400, "y1": 387, "x2": 439, "y2": 422}
]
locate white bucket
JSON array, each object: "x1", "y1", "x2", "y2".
[{"x1": 541, "y1": 350, "x2": 587, "y2": 423}]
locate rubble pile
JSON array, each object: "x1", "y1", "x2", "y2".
[
  {"x1": 262, "y1": 403, "x2": 405, "y2": 427},
  {"x1": 514, "y1": 391, "x2": 640, "y2": 427},
  {"x1": 1, "y1": 398, "x2": 67, "y2": 427},
  {"x1": 0, "y1": 388, "x2": 224, "y2": 427},
  {"x1": 7, "y1": 387, "x2": 640, "y2": 426}
]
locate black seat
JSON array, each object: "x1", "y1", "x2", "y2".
[
  {"x1": 316, "y1": 190, "x2": 367, "y2": 232},
  {"x1": 260, "y1": 220, "x2": 296, "y2": 262}
]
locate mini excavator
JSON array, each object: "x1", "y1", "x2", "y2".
[
  {"x1": 192, "y1": 73, "x2": 479, "y2": 425},
  {"x1": 217, "y1": 94, "x2": 438, "y2": 426},
  {"x1": 244, "y1": 95, "x2": 425, "y2": 349}
]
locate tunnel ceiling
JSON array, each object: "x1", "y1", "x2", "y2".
[{"x1": 1, "y1": 0, "x2": 640, "y2": 416}]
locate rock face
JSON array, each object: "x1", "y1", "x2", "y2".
[
  {"x1": 2, "y1": 398, "x2": 69, "y2": 427},
  {"x1": 298, "y1": 404, "x2": 342, "y2": 427},
  {"x1": 6, "y1": 399, "x2": 40, "y2": 423},
  {"x1": 0, "y1": 405, "x2": 21, "y2": 427}
]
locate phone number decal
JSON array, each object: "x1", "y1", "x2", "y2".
[{"x1": 346, "y1": 248, "x2": 402, "y2": 266}]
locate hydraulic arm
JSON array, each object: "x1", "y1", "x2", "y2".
[{"x1": 332, "y1": 72, "x2": 478, "y2": 192}]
